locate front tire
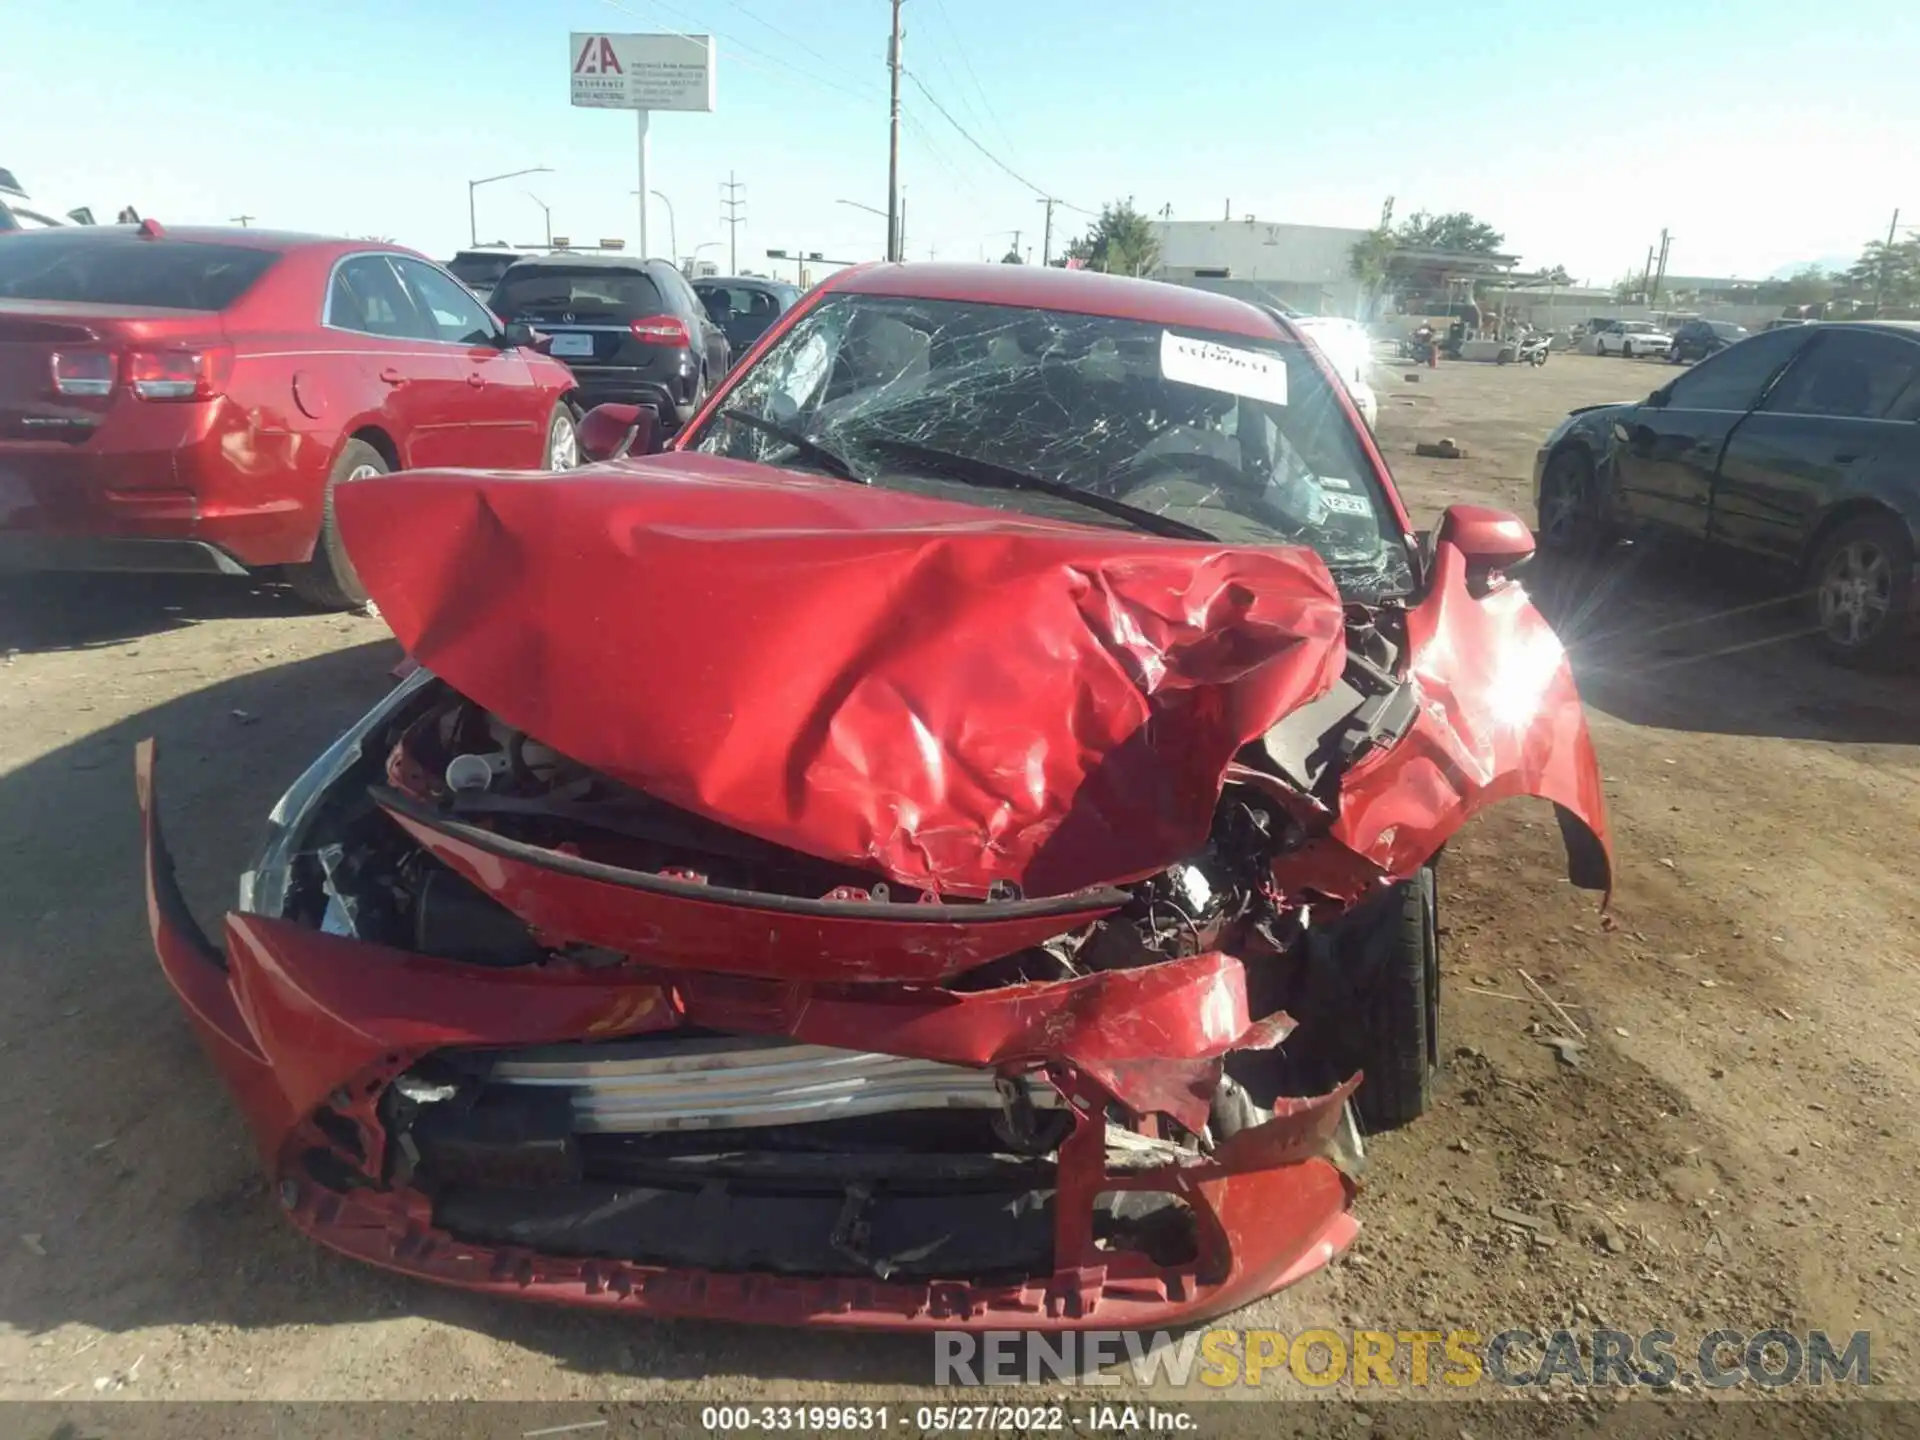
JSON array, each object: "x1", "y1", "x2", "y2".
[
  {"x1": 543, "y1": 402, "x2": 580, "y2": 470},
  {"x1": 288, "y1": 440, "x2": 384, "y2": 610},
  {"x1": 1810, "y1": 514, "x2": 1914, "y2": 668},
  {"x1": 1329, "y1": 868, "x2": 1440, "y2": 1131},
  {"x1": 1538, "y1": 447, "x2": 1606, "y2": 556}
]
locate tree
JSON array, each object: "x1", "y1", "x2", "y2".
[
  {"x1": 1063, "y1": 200, "x2": 1161, "y2": 277},
  {"x1": 1396, "y1": 210, "x2": 1505, "y2": 255},
  {"x1": 1347, "y1": 224, "x2": 1397, "y2": 317},
  {"x1": 1000, "y1": 247, "x2": 1024, "y2": 264},
  {"x1": 1846, "y1": 237, "x2": 1920, "y2": 316},
  {"x1": 1773, "y1": 265, "x2": 1836, "y2": 308}
]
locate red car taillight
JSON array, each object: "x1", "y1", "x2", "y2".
[
  {"x1": 125, "y1": 346, "x2": 232, "y2": 402},
  {"x1": 629, "y1": 314, "x2": 691, "y2": 347},
  {"x1": 50, "y1": 350, "x2": 115, "y2": 397}
]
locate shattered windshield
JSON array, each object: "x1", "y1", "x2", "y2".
[{"x1": 687, "y1": 294, "x2": 1414, "y2": 600}]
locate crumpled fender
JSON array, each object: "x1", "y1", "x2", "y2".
[
  {"x1": 1278, "y1": 533, "x2": 1612, "y2": 899},
  {"x1": 332, "y1": 460, "x2": 1348, "y2": 900}
]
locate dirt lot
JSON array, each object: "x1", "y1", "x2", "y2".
[{"x1": 1, "y1": 352, "x2": 1915, "y2": 1411}]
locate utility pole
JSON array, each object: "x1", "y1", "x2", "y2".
[
  {"x1": 1640, "y1": 245, "x2": 1655, "y2": 303},
  {"x1": 1038, "y1": 197, "x2": 1055, "y2": 265},
  {"x1": 886, "y1": 0, "x2": 904, "y2": 263},
  {"x1": 720, "y1": 172, "x2": 746, "y2": 274},
  {"x1": 230, "y1": 215, "x2": 254, "y2": 228},
  {"x1": 1010, "y1": 229, "x2": 1020, "y2": 261},
  {"x1": 1877, "y1": 208, "x2": 1901, "y2": 315},
  {"x1": 1651, "y1": 228, "x2": 1672, "y2": 307},
  {"x1": 1223, "y1": 198, "x2": 1231, "y2": 221}
]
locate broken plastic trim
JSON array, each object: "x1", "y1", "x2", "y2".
[{"x1": 373, "y1": 787, "x2": 1127, "y2": 924}]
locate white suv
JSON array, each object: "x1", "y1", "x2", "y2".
[{"x1": 1594, "y1": 321, "x2": 1672, "y2": 359}]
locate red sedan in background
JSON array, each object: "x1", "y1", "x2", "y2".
[{"x1": 0, "y1": 222, "x2": 581, "y2": 607}]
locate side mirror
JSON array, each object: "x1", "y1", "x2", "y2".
[
  {"x1": 502, "y1": 320, "x2": 551, "y2": 354},
  {"x1": 1435, "y1": 504, "x2": 1535, "y2": 589},
  {"x1": 1646, "y1": 382, "x2": 1673, "y2": 408},
  {"x1": 576, "y1": 402, "x2": 657, "y2": 463}
]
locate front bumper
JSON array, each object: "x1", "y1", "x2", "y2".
[{"x1": 137, "y1": 739, "x2": 1358, "y2": 1330}]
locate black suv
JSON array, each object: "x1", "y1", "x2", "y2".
[
  {"x1": 693, "y1": 276, "x2": 801, "y2": 358},
  {"x1": 445, "y1": 247, "x2": 523, "y2": 297},
  {"x1": 489, "y1": 255, "x2": 730, "y2": 426},
  {"x1": 1669, "y1": 317, "x2": 1749, "y2": 364}
]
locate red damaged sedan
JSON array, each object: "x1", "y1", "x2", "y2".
[{"x1": 138, "y1": 263, "x2": 1611, "y2": 1330}]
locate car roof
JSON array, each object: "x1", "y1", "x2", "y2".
[
  {"x1": 1, "y1": 222, "x2": 388, "y2": 255},
  {"x1": 502, "y1": 252, "x2": 665, "y2": 270},
  {"x1": 1821, "y1": 319, "x2": 1920, "y2": 336},
  {"x1": 823, "y1": 262, "x2": 1292, "y2": 342},
  {"x1": 695, "y1": 275, "x2": 791, "y2": 288}
]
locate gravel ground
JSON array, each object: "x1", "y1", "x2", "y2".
[{"x1": 0, "y1": 351, "x2": 1914, "y2": 1416}]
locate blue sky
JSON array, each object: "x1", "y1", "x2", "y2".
[{"x1": 5, "y1": 0, "x2": 1916, "y2": 293}]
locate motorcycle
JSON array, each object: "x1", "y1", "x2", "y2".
[
  {"x1": 1515, "y1": 333, "x2": 1551, "y2": 367},
  {"x1": 1399, "y1": 327, "x2": 1440, "y2": 367}
]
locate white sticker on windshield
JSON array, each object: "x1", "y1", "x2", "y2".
[
  {"x1": 1322, "y1": 491, "x2": 1372, "y2": 517},
  {"x1": 1159, "y1": 331, "x2": 1289, "y2": 406},
  {"x1": 1319, "y1": 475, "x2": 1353, "y2": 490}
]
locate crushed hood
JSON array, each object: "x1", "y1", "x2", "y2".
[{"x1": 334, "y1": 455, "x2": 1347, "y2": 897}]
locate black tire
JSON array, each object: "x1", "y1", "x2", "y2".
[
  {"x1": 1334, "y1": 868, "x2": 1439, "y2": 1131},
  {"x1": 543, "y1": 401, "x2": 580, "y2": 470},
  {"x1": 288, "y1": 440, "x2": 383, "y2": 610},
  {"x1": 1808, "y1": 513, "x2": 1915, "y2": 668},
  {"x1": 673, "y1": 368, "x2": 709, "y2": 428},
  {"x1": 1537, "y1": 446, "x2": 1606, "y2": 557}
]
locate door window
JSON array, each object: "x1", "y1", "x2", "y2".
[
  {"x1": 1662, "y1": 326, "x2": 1811, "y2": 411},
  {"x1": 1761, "y1": 330, "x2": 1920, "y2": 420},
  {"x1": 329, "y1": 256, "x2": 428, "y2": 339},
  {"x1": 396, "y1": 259, "x2": 500, "y2": 346}
]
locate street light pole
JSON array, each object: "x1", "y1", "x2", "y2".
[
  {"x1": 837, "y1": 198, "x2": 894, "y2": 260},
  {"x1": 524, "y1": 192, "x2": 552, "y2": 248},
  {"x1": 468, "y1": 166, "x2": 552, "y2": 246},
  {"x1": 651, "y1": 190, "x2": 677, "y2": 265}
]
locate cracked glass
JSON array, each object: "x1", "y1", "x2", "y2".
[{"x1": 686, "y1": 294, "x2": 1414, "y2": 600}]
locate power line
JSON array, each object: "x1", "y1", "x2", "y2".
[
  {"x1": 599, "y1": 0, "x2": 877, "y2": 108},
  {"x1": 712, "y1": 0, "x2": 859, "y2": 83},
  {"x1": 927, "y1": 0, "x2": 1022, "y2": 161},
  {"x1": 903, "y1": 70, "x2": 1075, "y2": 209}
]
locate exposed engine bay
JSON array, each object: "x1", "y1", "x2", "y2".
[{"x1": 238, "y1": 612, "x2": 1420, "y2": 1282}]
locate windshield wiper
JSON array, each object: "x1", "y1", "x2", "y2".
[
  {"x1": 847, "y1": 434, "x2": 1214, "y2": 542},
  {"x1": 717, "y1": 408, "x2": 867, "y2": 484}
]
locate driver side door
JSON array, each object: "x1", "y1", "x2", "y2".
[{"x1": 1606, "y1": 325, "x2": 1814, "y2": 539}]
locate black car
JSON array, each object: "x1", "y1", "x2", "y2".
[
  {"x1": 445, "y1": 248, "x2": 522, "y2": 298},
  {"x1": 692, "y1": 275, "x2": 800, "y2": 358},
  {"x1": 489, "y1": 255, "x2": 729, "y2": 426},
  {"x1": 1535, "y1": 322, "x2": 1920, "y2": 666},
  {"x1": 1669, "y1": 317, "x2": 1749, "y2": 364}
]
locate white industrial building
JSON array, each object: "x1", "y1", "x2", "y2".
[{"x1": 1148, "y1": 218, "x2": 1376, "y2": 318}]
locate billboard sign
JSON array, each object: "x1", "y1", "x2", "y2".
[{"x1": 570, "y1": 33, "x2": 715, "y2": 112}]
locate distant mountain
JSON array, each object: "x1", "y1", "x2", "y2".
[{"x1": 1767, "y1": 254, "x2": 1859, "y2": 280}]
